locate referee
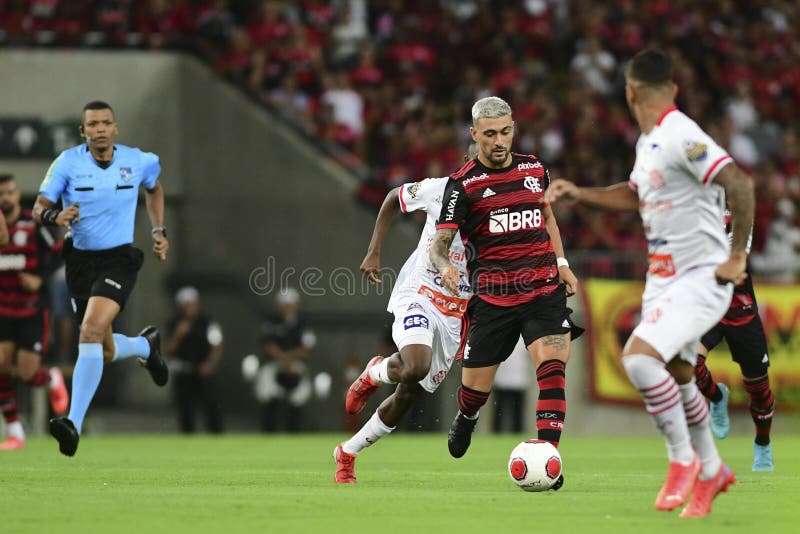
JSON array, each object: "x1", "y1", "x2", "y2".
[{"x1": 33, "y1": 101, "x2": 170, "y2": 457}]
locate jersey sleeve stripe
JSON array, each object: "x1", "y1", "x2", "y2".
[
  {"x1": 703, "y1": 155, "x2": 733, "y2": 185},
  {"x1": 436, "y1": 223, "x2": 459, "y2": 230},
  {"x1": 398, "y1": 184, "x2": 409, "y2": 212}
]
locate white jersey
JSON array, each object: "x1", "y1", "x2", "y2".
[
  {"x1": 629, "y1": 107, "x2": 732, "y2": 292},
  {"x1": 387, "y1": 177, "x2": 471, "y2": 319}
]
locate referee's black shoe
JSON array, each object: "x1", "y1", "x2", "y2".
[
  {"x1": 49, "y1": 416, "x2": 79, "y2": 457},
  {"x1": 448, "y1": 412, "x2": 478, "y2": 458},
  {"x1": 139, "y1": 326, "x2": 169, "y2": 386}
]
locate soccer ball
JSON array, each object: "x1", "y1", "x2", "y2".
[{"x1": 507, "y1": 440, "x2": 562, "y2": 492}]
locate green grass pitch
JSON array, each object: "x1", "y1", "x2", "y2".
[{"x1": 1, "y1": 434, "x2": 797, "y2": 533}]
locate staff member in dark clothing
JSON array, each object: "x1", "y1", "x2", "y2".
[
  {"x1": 164, "y1": 286, "x2": 224, "y2": 434},
  {"x1": 257, "y1": 287, "x2": 316, "y2": 432}
]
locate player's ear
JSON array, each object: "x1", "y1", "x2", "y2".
[
  {"x1": 79, "y1": 124, "x2": 84, "y2": 138},
  {"x1": 625, "y1": 82, "x2": 636, "y2": 105},
  {"x1": 470, "y1": 127, "x2": 478, "y2": 142}
]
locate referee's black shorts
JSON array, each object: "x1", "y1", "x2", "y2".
[
  {"x1": 458, "y1": 284, "x2": 583, "y2": 368},
  {"x1": 64, "y1": 240, "x2": 144, "y2": 323}
]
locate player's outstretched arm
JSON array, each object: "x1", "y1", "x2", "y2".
[
  {"x1": 430, "y1": 228, "x2": 460, "y2": 295},
  {"x1": 145, "y1": 181, "x2": 168, "y2": 261},
  {"x1": 712, "y1": 163, "x2": 754, "y2": 285},
  {"x1": 361, "y1": 187, "x2": 402, "y2": 284},
  {"x1": 543, "y1": 204, "x2": 577, "y2": 296},
  {"x1": 547, "y1": 179, "x2": 639, "y2": 212}
]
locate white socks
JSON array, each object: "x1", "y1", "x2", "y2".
[
  {"x1": 680, "y1": 382, "x2": 722, "y2": 479},
  {"x1": 7, "y1": 421, "x2": 24, "y2": 440},
  {"x1": 622, "y1": 354, "x2": 695, "y2": 465},
  {"x1": 368, "y1": 357, "x2": 396, "y2": 385},
  {"x1": 342, "y1": 411, "x2": 395, "y2": 455}
]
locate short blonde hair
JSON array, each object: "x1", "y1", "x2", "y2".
[{"x1": 471, "y1": 96, "x2": 512, "y2": 126}]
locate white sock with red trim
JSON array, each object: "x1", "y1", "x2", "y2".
[
  {"x1": 368, "y1": 357, "x2": 396, "y2": 385},
  {"x1": 342, "y1": 411, "x2": 395, "y2": 455},
  {"x1": 623, "y1": 354, "x2": 695, "y2": 465},
  {"x1": 7, "y1": 421, "x2": 24, "y2": 440},
  {"x1": 680, "y1": 382, "x2": 722, "y2": 479}
]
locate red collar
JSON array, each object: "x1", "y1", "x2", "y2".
[{"x1": 656, "y1": 106, "x2": 678, "y2": 126}]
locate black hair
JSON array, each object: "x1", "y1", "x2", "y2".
[
  {"x1": 625, "y1": 48, "x2": 673, "y2": 85},
  {"x1": 0, "y1": 174, "x2": 14, "y2": 185},
  {"x1": 83, "y1": 100, "x2": 114, "y2": 114}
]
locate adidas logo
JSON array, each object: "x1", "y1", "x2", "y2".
[{"x1": 482, "y1": 188, "x2": 496, "y2": 198}]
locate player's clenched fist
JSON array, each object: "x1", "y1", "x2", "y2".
[
  {"x1": 440, "y1": 263, "x2": 461, "y2": 296},
  {"x1": 545, "y1": 179, "x2": 580, "y2": 204},
  {"x1": 57, "y1": 204, "x2": 81, "y2": 227}
]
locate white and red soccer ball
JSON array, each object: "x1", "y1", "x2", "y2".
[{"x1": 508, "y1": 440, "x2": 562, "y2": 492}]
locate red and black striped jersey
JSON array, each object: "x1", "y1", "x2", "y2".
[
  {"x1": 721, "y1": 266, "x2": 758, "y2": 326},
  {"x1": 720, "y1": 212, "x2": 756, "y2": 326},
  {"x1": 436, "y1": 153, "x2": 558, "y2": 306},
  {"x1": 0, "y1": 209, "x2": 59, "y2": 318}
]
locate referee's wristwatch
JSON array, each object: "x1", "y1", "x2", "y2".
[{"x1": 152, "y1": 226, "x2": 167, "y2": 238}]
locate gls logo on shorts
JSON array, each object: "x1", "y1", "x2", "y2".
[
  {"x1": 489, "y1": 208, "x2": 542, "y2": 234},
  {"x1": 403, "y1": 314, "x2": 429, "y2": 330}
]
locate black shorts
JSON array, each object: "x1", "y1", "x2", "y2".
[
  {"x1": 65, "y1": 242, "x2": 144, "y2": 322},
  {"x1": 0, "y1": 311, "x2": 47, "y2": 353},
  {"x1": 459, "y1": 284, "x2": 581, "y2": 368},
  {"x1": 700, "y1": 314, "x2": 770, "y2": 378}
]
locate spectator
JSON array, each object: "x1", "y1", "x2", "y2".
[
  {"x1": 164, "y1": 287, "x2": 224, "y2": 434},
  {"x1": 751, "y1": 198, "x2": 800, "y2": 282},
  {"x1": 253, "y1": 287, "x2": 316, "y2": 432},
  {"x1": 570, "y1": 36, "x2": 617, "y2": 96}
]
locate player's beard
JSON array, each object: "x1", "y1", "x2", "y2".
[{"x1": 488, "y1": 147, "x2": 509, "y2": 166}]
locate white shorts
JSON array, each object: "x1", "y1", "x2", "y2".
[
  {"x1": 633, "y1": 265, "x2": 733, "y2": 365},
  {"x1": 391, "y1": 294, "x2": 461, "y2": 393}
]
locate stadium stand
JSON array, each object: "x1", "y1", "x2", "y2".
[{"x1": 1, "y1": 0, "x2": 798, "y2": 279}]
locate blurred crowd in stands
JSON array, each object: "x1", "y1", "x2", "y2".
[{"x1": 2, "y1": 0, "x2": 798, "y2": 280}]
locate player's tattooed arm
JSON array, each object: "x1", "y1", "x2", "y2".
[
  {"x1": 713, "y1": 163, "x2": 754, "y2": 285},
  {"x1": 714, "y1": 164, "x2": 754, "y2": 257},
  {"x1": 430, "y1": 228, "x2": 460, "y2": 295},
  {"x1": 430, "y1": 228, "x2": 456, "y2": 271}
]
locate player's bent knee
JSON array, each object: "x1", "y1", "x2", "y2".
[
  {"x1": 79, "y1": 322, "x2": 107, "y2": 343},
  {"x1": 397, "y1": 361, "x2": 430, "y2": 383},
  {"x1": 397, "y1": 345, "x2": 432, "y2": 383},
  {"x1": 665, "y1": 357, "x2": 694, "y2": 384}
]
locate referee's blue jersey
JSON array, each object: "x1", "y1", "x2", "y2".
[{"x1": 39, "y1": 144, "x2": 161, "y2": 251}]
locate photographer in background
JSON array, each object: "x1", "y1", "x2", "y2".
[{"x1": 164, "y1": 287, "x2": 224, "y2": 434}]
